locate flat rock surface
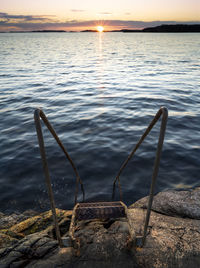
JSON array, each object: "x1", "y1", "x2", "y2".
[
  {"x1": 130, "y1": 187, "x2": 200, "y2": 219},
  {"x1": 128, "y1": 207, "x2": 200, "y2": 268}
]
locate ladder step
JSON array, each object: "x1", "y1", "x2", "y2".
[{"x1": 75, "y1": 201, "x2": 126, "y2": 220}]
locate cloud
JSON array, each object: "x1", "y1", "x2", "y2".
[
  {"x1": 71, "y1": 9, "x2": 85, "y2": 12},
  {"x1": 0, "y1": 12, "x2": 56, "y2": 23},
  {"x1": 97, "y1": 12, "x2": 112, "y2": 15},
  {"x1": 0, "y1": 13, "x2": 199, "y2": 31}
]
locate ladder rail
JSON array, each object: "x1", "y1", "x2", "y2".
[
  {"x1": 34, "y1": 108, "x2": 85, "y2": 247},
  {"x1": 112, "y1": 106, "x2": 168, "y2": 246}
]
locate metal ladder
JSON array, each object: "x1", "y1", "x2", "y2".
[{"x1": 34, "y1": 107, "x2": 168, "y2": 248}]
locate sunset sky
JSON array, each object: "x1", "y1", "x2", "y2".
[{"x1": 0, "y1": 0, "x2": 200, "y2": 31}]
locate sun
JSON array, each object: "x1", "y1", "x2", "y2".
[{"x1": 97, "y1": 26, "x2": 104, "y2": 32}]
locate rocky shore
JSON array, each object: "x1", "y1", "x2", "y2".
[{"x1": 1, "y1": 187, "x2": 200, "y2": 267}]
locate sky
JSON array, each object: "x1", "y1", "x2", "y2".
[{"x1": 0, "y1": 0, "x2": 200, "y2": 31}]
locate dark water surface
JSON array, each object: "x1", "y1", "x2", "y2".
[{"x1": 0, "y1": 32, "x2": 200, "y2": 213}]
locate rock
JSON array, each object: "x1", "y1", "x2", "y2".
[
  {"x1": 0, "y1": 209, "x2": 74, "y2": 267},
  {"x1": 128, "y1": 207, "x2": 200, "y2": 268},
  {"x1": 23, "y1": 210, "x2": 39, "y2": 217},
  {"x1": 109, "y1": 220, "x2": 130, "y2": 233},
  {"x1": 26, "y1": 247, "x2": 74, "y2": 268},
  {"x1": 72, "y1": 218, "x2": 137, "y2": 267},
  {"x1": 0, "y1": 229, "x2": 24, "y2": 248},
  {"x1": 0, "y1": 209, "x2": 71, "y2": 249},
  {"x1": 1, "y1": 188, "x2": 200, "y2": 267},
  {"x1": 0, "y1": 232, "x2": 19, "y2": 249},
  {"x1": 0, "y1": 233, "x2": 58, "y2": 267},
  {"x1": 0, "y1": 212, "x2": 5, "y2": 218},
  {"x1": 0, "y1": 210, "x2": 38, "y2": 231},
  {"x1": 130, "y1": 187, "x2": 200, "y2": 219},
  {"x1": 0, "y1": 214, "x2": 28, "y2": 229},
  {"x1": 9, "y1": 209, "x2": 72, "y2": 237}
]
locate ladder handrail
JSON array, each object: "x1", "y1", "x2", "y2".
[
  {"x1": 112, "y1": 106, "x2": 168, "y2": 246},
  {"x1": 34, "y1": 107, "x2": 168, "y2": 248},
  {"x1": 34, "y1": 109, "x2": 85, "y2": 247}
]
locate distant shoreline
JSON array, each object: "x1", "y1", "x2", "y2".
[{"x1": 0, "y1": 24, "x2": 200, "y2": 33}]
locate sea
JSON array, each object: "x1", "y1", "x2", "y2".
[{"x1": 0, "y1": 32, "x2": 200, "y2": 213}]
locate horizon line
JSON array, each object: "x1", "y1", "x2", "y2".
[{"x1": 1, "y1": 23, "x2": 200, "y2": 33}]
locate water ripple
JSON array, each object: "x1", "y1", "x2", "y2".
[{"x1": 0, "y1": 32, "x2": 200, "y2": 213}]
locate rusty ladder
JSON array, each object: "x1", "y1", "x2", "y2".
[{"x1": 34, "y1": 107, "x2": 168, "y2": 248}]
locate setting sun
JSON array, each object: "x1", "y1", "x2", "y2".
[{"x1": 97, "y1": 26, "x2": 104, "y2": 32}]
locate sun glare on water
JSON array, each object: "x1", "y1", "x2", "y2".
[{"x1": 97, "y1": 26, "x2": 104, "y2": 32}]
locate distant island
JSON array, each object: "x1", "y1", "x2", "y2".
[
  {"x1": 143, "y1": 24, "x2": 200, "y2": 32},
  {"x1": 36, "y1": 24, "x2": 200, "y2": 33},
  {"x1": 32, "y1": 24, "x2": 200, "y2": 33},
  {"x1": 113, "y1": 24, "x2": 200, "y2": 33},
  {"x1": 31, "y1": 30, "x2": 66, "y2": 33},
  {"x1": 1, "y1": 24, "x2": 200, "y2": 33}
]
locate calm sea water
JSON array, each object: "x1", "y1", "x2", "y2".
[{"x1": 0, "y1": 32, "x2": 200, "y2": 213}]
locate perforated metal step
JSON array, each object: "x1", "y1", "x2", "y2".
[{"x1": 75, "y1": 201, "x2": 126, "y2": 220}]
